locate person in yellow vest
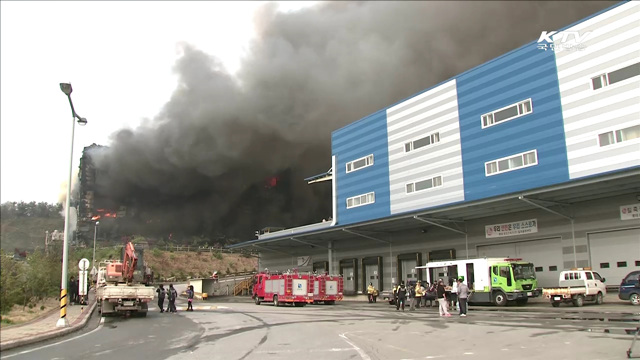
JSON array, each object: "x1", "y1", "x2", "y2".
[
  {"x1": 410, "y1": 280, "x2": 423, "y2": 311},
  {"x1": 367, "y1": 282, "x2": 376, "y2": 303}
]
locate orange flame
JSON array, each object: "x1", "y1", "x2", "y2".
[{"x1": 91, "y1": 215, "x2": 101, "y2": 221}]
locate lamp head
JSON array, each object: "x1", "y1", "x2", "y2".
[
  {"x1": 95, "y1": 221, "x2": 100, "y2": 226},
  {"x1": 60, "y1": 83, "x2": 73, "y2": 95},
  {"x1": 77, "y1": 117, "x2": 88, "y2": 126}
]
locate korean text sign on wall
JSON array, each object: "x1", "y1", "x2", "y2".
[
  {"x1": 485, "y1": 219, "x2": 538, "y2": 238},
  {"x1": 620, "y1": 204, "x2": 640, "y2": 221}
]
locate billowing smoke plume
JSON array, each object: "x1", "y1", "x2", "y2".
[{"x1": 92, "y1": 1, "x2": 616, "y2": 242}]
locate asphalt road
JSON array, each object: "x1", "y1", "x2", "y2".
[{"x1": 2, "y1": 299, "x2": 638, "y2": 360}]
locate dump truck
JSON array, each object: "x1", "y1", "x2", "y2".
[{"x1": 96, "y1": 242, "x2": 155, "y2": 316}]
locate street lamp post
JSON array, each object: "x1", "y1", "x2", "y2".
[
  {"x1": 92, "y1": 221, "x2": 99, "y2": 277},
  {"x1": 57, "y1": 83, "x2": 87, "y2": 328}
]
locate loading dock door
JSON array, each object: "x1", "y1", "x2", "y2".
[
  {"x1": 398, "y1": 253, "x2": 422, "y2": 284},
  {"x1": 365, "y1": 264, "x2": 380, "y2": 290},
  {"x1": 343, "y1": 266, "x2": 355, "y2": 293},
  {"x1": 477, "y1": 237, "x2": 563, "y2": 288},
  {"x1": 401, "y1": 259, "x2": 417, "y2": 283},
  {"x1": 589, "y1": 228, "x2": 640, "y2": 284},
  {"x1": 339, "y1": 258, "x2": 358, "y2": 295},
  {"x1": 362, "y1": 256, "x2": 383, "y2": 292}
]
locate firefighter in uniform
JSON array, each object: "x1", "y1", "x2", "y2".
[{"x1": 396, "y1": 282, "x2": 407, "y2": 311}]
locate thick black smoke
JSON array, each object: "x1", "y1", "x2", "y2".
[{"x1": 92, "y1": 1, "x2": 616, "y2": 243}]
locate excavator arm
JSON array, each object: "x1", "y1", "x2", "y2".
[{"x1": 122, "y1": 242, "x2": 138, "y2": 283}]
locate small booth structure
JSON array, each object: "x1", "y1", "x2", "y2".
[{"x1": 186, "y1": 278, "x2": 218, "y2": 300}]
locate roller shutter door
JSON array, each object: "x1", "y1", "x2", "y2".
[
  {"x1": 588, "y1": 228, "x2": 640, "y2": 284},
  {"x1": 477, "y1": 237, "x2": 563, "y2": 288}
]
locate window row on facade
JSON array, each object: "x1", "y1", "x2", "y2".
[
  {"x1": 346, "y1": 192, "x2": 375, "y2": 209},
  {"x1": 485, "y1": 150, "x2": 538, "y2": 176},
  {"x1": 404, "y1": 132, "x2": 440, "y2": 153},
  {"x1": 598, "y1": 124, "x2": 640, "y2": 147},
  {"x1": 591, "y1": 61, "x2": 640, "y2": 90},
  {"x1": 346, "y1": 154, "x2": 374, "y2": 173},
  {"x1": 481, "y1": 98, "x2": 533, "y2": 129}
]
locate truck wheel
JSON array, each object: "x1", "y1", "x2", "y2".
[
  {"x1": 326, "y1": 300, "x2": 335, "y2": 305},
  {"x1": 630, "y1": 293, "x2": 640, "y2": 306},
  {"x1": 273, "y1": 295, "x2": 279, "y2": 307},
  {"x1": 492, "y1": 291, "x2": 507, "y2": 306},
  {"x1": 551, "y1": 301, "x2": 560, "y2": 307},
  {"x1": 139, "y1": 303, "x2": 148, "y2": 317},
  {"x1": 294, "y1": 302, "x2": 303, "y2": 307},
  {"x1": 595, "y1": 292, "x2": 604, "y2": 305},
  {"x1": 255, "y1": 297, "x2": 261, "y2": 305},
  {"x1": 572, "y1": 295, "x2": 584, "y2": 307},
  {"x1": 516, "y1": 298, "x2": 528, "y2": 306}
]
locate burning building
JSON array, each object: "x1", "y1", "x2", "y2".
[{"x1": 75, "y1": 144, "x2": 125, "y2": 245}]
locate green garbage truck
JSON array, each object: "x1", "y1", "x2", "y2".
[{"x1": 417, "y1": 257, "x2": 540, "y2": 306}]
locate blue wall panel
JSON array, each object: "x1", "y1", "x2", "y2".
[
  {"x1": 332, "y1": 110, "x2": 391, "y2": 225},
  {"x1": 457, "y1": 43, "x2": 570, "y2": 201}
]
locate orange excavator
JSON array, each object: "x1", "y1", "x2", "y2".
[
  {"x1": 105, "y1": 242, "x2": 138, "y2": 284},
  {"x1": 96, "y1": 242, "x2": 155, "y2": 317}
]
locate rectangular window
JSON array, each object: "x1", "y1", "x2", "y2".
[
  {"x1": 592, "y1": 62, "x2": 640, "y2": 90},
  {"x1": 598, "y1": 125, "x2": 640, "y2": 147},
  {"x1": 636, "y1": 261, "x2": 640, "y2": 266},
  {"x1": 535, "y1": 266, "x2": 543, "y2": 272},
  {"x1": 346, "y1": 154, "x2": 374, "y2": 173},
  {"x1": 549, "y1": 266, "x2": 558, "y2": 271},
  {"x1": 617, "y1": 261, "x2": 628, "y2": 268},
  {"x1": 608, "y1": 62, "x2": 640, "y2": 85},
  {"x1": 404, "y1": 132, "x2": 440, "y2": 152},
  {"x1": 600, "y1": 263, "x2": 610, "y2": 269},
  {"x1": 485, "y1": 150, "x2": 538, "y2": 176},
  {"x1": 481, "y1": 99, "x2": 533, "y2": 128},
  {"x1": 346, "y1": 192, "x2": 375, "y2": 209},
  {"x1": 405, "y1": 176, "x2": 443, "y2": 194},
  {"x1": 591, "y1": 74, "x2": 608, "y2": 90}
]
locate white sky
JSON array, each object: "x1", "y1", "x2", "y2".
[{"x1": 0, "y1": 1, "x2": 317, "y2": 204}]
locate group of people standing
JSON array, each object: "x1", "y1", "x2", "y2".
[
  {"x1": 392, "y1": 277, "x2": 469, "y2": 317},
  {"x1": 156, "y1": 284, "x2": 195, "y2": 313}
]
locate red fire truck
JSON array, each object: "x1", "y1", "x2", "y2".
[
  {"x1": 252, "y1": 270, "x2": 314, "y2": 307},
  {"x1": 312, "y1": 273, "x2": 343, "y2": 305}
]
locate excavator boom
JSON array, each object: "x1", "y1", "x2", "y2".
[{"x1": 123, "y1": 242, "x2": 138, "y2": 282}]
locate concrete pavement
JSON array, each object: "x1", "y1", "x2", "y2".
[{"x1": 0, "y1": 292, "x2": 96, "y2": 352}]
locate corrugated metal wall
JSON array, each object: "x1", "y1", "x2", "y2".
[
  {"x1": 332, "y1": 109, "x2": 391, "y2": 225},
  {"x1": 555, "y1": 1, "x2": 640, "y2": 179},
  {"x1": 386, "y1": 79, "x2": 465, "y2": 215},
  {"x1": 456, "y1": 40, "x2": 569, "y2": 201}
]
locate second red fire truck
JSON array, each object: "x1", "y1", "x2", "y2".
[{"x1": 312, "y1": 273, "x2": 343, "y2": 305}]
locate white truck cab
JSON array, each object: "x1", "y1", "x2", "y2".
[{"x1": 543, "y1": 268, "x2": 607, "y2": 307}]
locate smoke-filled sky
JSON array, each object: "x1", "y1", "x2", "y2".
[{"x1": 2, "y1": 1, "x2": 618, "y2": 241}]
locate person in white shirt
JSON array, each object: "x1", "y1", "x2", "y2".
[{"x1": 449, "y1": 277, "x2": 458, "y2": 311}]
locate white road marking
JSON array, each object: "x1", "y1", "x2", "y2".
[
  {"x1": 339, "y1": 333, "x2": 371, "y2": 360},
  {"x1": 255, "y1": 348, "x2": 354, "y2": 354},
  {"x1": 0, "y1": 318, "x2": 104, "y2": 359}
]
